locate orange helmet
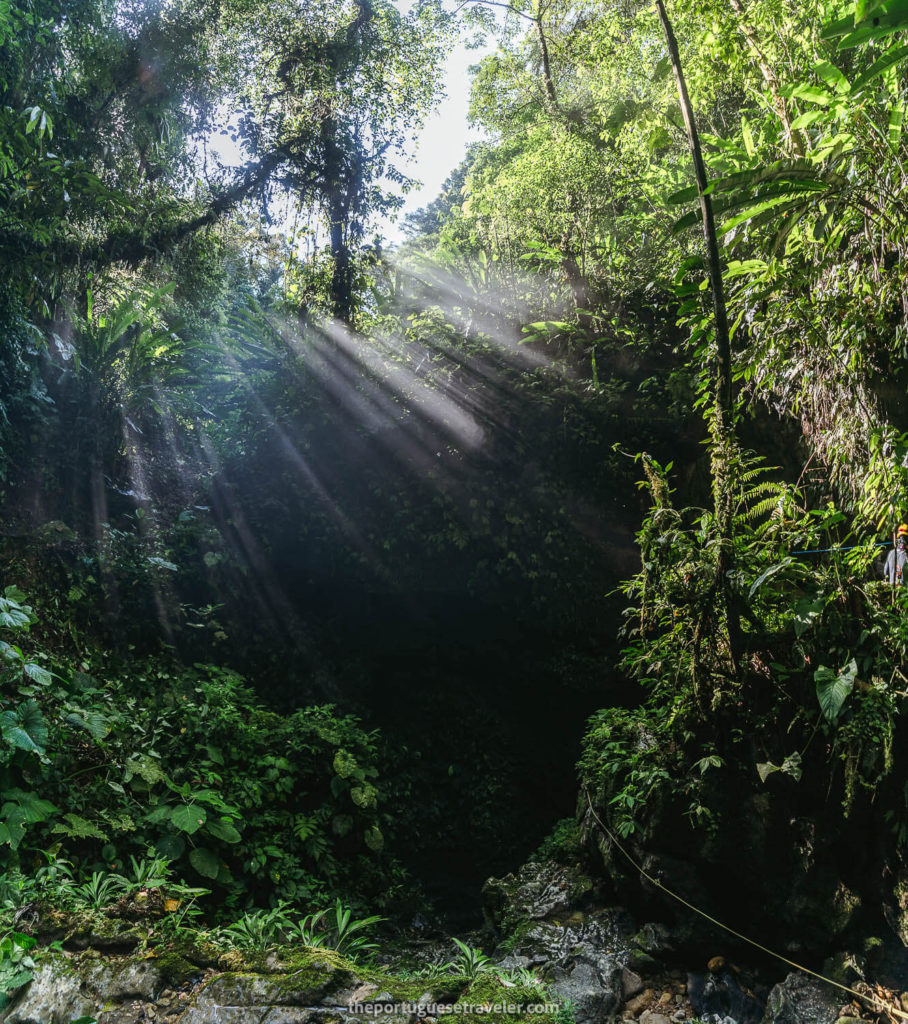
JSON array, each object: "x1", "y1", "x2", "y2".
[{"x1": 898, "y1": 524, "x2": 908, "y2": 537}]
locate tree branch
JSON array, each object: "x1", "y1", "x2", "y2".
[
  {"x1": 0, "y1": 145, "x2": 299, "y2": 268},
  {"x1": 452, "y1": 0, "x2": 537, "y2": 23}
]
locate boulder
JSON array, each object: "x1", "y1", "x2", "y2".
[
  {"x1": 763, "y1": 972, "x2": 840, "y2": 1024},
  {"x1": 483, "y1": 861, "x2": 596, "y2": 936},
  {"x1": 0, "y1": 954, "x2": 169, "y2": 1024},
  {"x1": 0, "y1": 959, "x2": 95, "y2": 1024},
  {"x1": 622, "y1": 968, "x2": 645, "y2": 1000},
  {"x1": 496, "y1": 911, "x2": 631, "y2": 1024},
  {"x1": 689, "y1": 970, "x2": 764, "y2": 1024}
]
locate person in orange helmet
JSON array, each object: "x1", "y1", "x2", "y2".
[{"x1": 884, "y1": 524, "x2": 908, "y2": 584}]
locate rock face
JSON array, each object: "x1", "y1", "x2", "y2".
[
  {"x1": 0, "y1": 952, "x2": 398, "y2": 1024},
  {"x1": 1, "y1": 948, "x2": 551, "y2": 1024},
  {"x1": 486, "y1": 861, "x2": 634, "y2": 1024},
  {"x1": 179, "y1": 965, "x2": 399, "y2": 1024},
  {"x1": 0, "y1": 955, "x2": 168, "y2": 1024},
  {"x1": 0, "y1": 958, "x2": 95, "y2": 1024},
  {"x1": 482, "y1": 861, "x2": 597, "y2": 937},
  {"x1": 497, "y1": 913, "x2": 627, "y2": 1024}
]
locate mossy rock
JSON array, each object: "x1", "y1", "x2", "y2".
[
  {"x1": 150, "y1": 949, "x2": 198, "y2": 987},
  {"x1": 483, "y1": 860, "x2": 595, "y2": 936}
]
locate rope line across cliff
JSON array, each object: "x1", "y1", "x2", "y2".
[{"x1": 581, "y1": 786, "x2": 906, "y2": 1022}]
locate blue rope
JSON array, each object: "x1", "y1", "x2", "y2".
[{"x1": 791, "y1": 541, "x2": 892, "y2": 555}]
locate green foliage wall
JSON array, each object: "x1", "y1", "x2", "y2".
[{"x1": 0, "y1": 588, "x2": 406, "y2": 911}]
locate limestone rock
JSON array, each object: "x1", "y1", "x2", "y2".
[
  {"x1": 82, "y1": 958, "x2": 165, "y2": 1002},
  {"x1": 639, "y1": 1012, "x2": 671, "y2": 1024},
  {"x1": 0, "y1": 959, "x2": 94, "y2": 1024},
  {"x1": 494, "y1": 911, "x2": 631, "y2": 1024},
  {"x1": 689, "y1": 971, "x2": 763, "y2": 1024},
  {"x1": 622, "y1": 968, "x2": 644, "y2": 1000},
  {"x1": 0, "y1": 954, "x2": 169, "y2": 1024},
  {"x1": 634, "y1": 924, "x2": 673, "y2": 958},
  {"x1": 483, "y1": 861, "x2": 596, "y2": 935},
  {"x1": 191, "y1": 966, "x2": 360, "y2": 1010},
  {"x1": 624, "y1": 990, "x2": 654, "y2": 1016}
]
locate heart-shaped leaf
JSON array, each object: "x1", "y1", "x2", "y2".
[
  {"x1": 171, "y1": 804, "x2": 206, "y2": 835},
  {"x1": 815, "y1": 659, "x2": 857, "y2": 723}
]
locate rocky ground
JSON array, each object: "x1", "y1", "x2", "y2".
[{"x1": 2, "y1": 860, "x2": 907, "y2": 1024}]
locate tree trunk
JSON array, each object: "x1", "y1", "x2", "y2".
[
  {"x1": 654, "y1": 0, "x2": 740, "y2": 679},
  {"x1": 533, "y1": 4, "x2": 559, "y2": 114},
  {"x1": 328, "y1": 201, "x2": 354, "y2": 325}
]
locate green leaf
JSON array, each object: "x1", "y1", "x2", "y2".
[
  {"x1": 0, "y1": 700, "x2": 48, "y2": 753},
  {"x1": 793, "y1": 596, "x2": 824, "y2": 637},
  {"x1": 813, "y1": 60, "x2": 849, "y2": 89},
  {"x1": 787, "y1": 84, "x2": 833, "y2": 106},
  {"x1": 23, "y1": 663, "x2": 51, "y2": 687},
  {"x1": 781, "y1": 752, "x2": 803, "y2": 781},
  {"x1": 748, "y1": 558, "x2": 794, "y2": 597},
  {"x1": 851, "y1": 43, "x2": 908, "y2": 91},
  {"x1": 855, "y1": 0, "x2": 889, "y2": 21},
  {"x1": 665, "y1": 184, "x2": 700, "y2": 206},
  {"x1": 188, "y1": 847, "x2": 220, "y2": 878},
  {"x1": 9, "y1": 932, "x2": 36, "y2": 952},
  {"x1": 332, "y1": 814, "x2": 354, "y2": 836},
  {"x1": 0, "y1": 805, "x2": 27, "y2": 849},
  {"x1": 790, "y1": 110, "x2": 829, "y2": 130},
  {"x1": 741, "y1": 117, "x2": 755, "y2": 157},
  {"x1": 363, "y1": 825, "x2": 384, "y2": 851},
  {"x1": 671, "y1": 208, "x2": 703, "y2": 234},
  {"x1": 0, "y1": 594, "x2": 33, "y2": 630},
  {"x1": 125, "y1": 754, "x2": 165, "y2": 785},
  {"x1": 205, "y1": 818, "x2": 241, "y2": 843},
  {"x1": 837, "y1": 8, "x2": 908, "y2": 49},
  {"x1": 154, "y1": 834, "x2": 186, "y2": 860},
  {"x1": 2, "y1": 968, "x2": 33, "y2": 989},
  {"x1": 815, "y1": 659, "x2": 857, "y2": 723},
  {"x1": 64, "y1": 712, "x2": 110, "y2": 740},
  {"x1": 889, "y1": 104, "x2": 905, "y2": 150},
  {"x1": 51, "y1": 813, "x2": 107, "y2": 841},
  {"x1": 2, "y1": 788, "x2": 58, "y2": 822},
  {"x1": 757, "y1": 752, "x2": 803, "y2": 784},
  {"x1": 171, "y1": 804, "x2": 206, "y2": 835},
  {"x1": 145, "y1": 804, "x2": 175, "y2": 825}
]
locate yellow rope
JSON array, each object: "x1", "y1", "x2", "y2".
[{"x1": 582, "y1": 786, "x2": 907, "y2": 1021}]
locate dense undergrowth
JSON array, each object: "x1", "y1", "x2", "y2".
[
  {"x1": 0, "y1": 586, "x2": 409, "y2": 912},
  {"x1": 579, "y1": 451, "x2": 908, "y2": 951}
]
